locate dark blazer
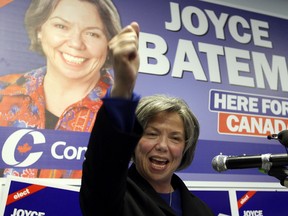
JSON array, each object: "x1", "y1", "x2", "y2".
[{"x1": 80, "y1": 102, "x2": 214, "y2": 216}]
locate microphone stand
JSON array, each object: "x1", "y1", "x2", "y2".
[
  {"x1": 267, "y1": 166, "x2": 288, "y2": 188},
  {"x1": 266, "y1": 130, "x2": 288, "y2": 187}
]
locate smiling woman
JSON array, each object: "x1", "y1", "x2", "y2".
[
  {"x1": 0, "y1": 0, "x2": 121, "y2": 178},
  {"x1": 80, "y1": 77, "x2": 214, "y2": 215}
]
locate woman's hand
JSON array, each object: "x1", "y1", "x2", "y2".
[{"x1": 109, "y1": 22, "x2": 140, "y2": 99}]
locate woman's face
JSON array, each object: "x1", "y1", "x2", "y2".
[
  {"x1": 135, "y1": 111, "x2": 186, "y2": 189},
  {"x1": 38, "y1": 0, "x2": 108, "y2": 80}
]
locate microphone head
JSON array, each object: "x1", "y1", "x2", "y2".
[
  {"x1": 278, "y1": 130, "x2": 288, "y2": 147},
  {"x1": 212, "y1": 154, "x2": 228, "y2": 172}
]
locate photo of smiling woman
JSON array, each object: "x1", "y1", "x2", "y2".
[{"x1": 0, "y1": 0, "x2": 121, "y2": 178}]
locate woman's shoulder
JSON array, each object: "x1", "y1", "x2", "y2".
[
  {"x1": 0, "y1": 67, "x2": 46, "y2": 86},
  {"x1": 0, "y1": 73, "x2": 23, "y2": 84},
  {"x1": 0, "y1": 67, "x2": 46, "y2": 95}
]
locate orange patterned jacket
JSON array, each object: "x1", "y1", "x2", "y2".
[{"x1": 0, "y1": 67, "x2": 113, "y2": 178}]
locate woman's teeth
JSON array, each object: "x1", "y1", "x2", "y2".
[
  {"x1": 150, "y1": 157, "x2": 168, "y2": 165},
  {"x1": 63, "y1": 53, "x2": 85, "y2": 64}
]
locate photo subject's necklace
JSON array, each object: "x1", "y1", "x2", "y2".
[{"x1": 169, "y1": 185, "x2": 173, "y2": 207}]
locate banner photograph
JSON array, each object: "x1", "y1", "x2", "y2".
[{"x1": 0, "y1": 0, "x2": 287, "y2": 184}]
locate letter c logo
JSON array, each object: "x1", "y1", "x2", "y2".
[{"x1": 2, "y1": 129, "x2": 45, "y2": 167}]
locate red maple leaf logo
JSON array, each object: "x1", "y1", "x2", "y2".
[{"x1": 17, "y1": 143, "x2": 32, "y2": 154}]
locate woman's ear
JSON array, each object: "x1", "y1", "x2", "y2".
[{"x1": 37, "y1": 29, "x2": 42, "y2": 41}]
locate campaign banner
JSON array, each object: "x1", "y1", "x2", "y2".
[
  {"x1": 236, "y1": 190, "x2": 288, "y2": 216},
  {"x1": 0, "y1": 176, "x2": 82, "y2": 216},
  {"x1": 0, "y1": 126, "x2": 89, "y2": 170},
  {"x1": 0, "y1": 0, "x2": 287, "y2": 181}
]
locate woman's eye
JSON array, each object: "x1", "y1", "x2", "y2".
[
  {"x1": 55, "y1": 24, "x2": 66, "y2": 30},
  {"x1": 171, "y1": 136, "x2": 183, "y2": 143},
  {"x1": 147, "y1": 132, "x2": 156, "y2": 136},
  {"x1": 86, "y1": 32, "x2": 100, "y2": 38},
  {"x1": 144, "y1": 131, "x2": 157, "y2": 138}
]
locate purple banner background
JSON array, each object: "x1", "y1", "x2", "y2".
[
  {"x1": 0, "y1": 0, "x2": 287, "y2": 182},
  {"x1": 237, "y1": 190, "x2": 288, "y2": 215}
]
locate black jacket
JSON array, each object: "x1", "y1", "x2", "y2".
[{"x1": 80, "y1": 102, "x2": 214, "y2": 216}]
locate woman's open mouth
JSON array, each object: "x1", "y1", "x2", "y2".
[
  {"x1": 62, "y1": 53, "x2": 86, "y2": 65},
  {"x1": 149, "y1": 157, "x2": 169, "y2": 170}
]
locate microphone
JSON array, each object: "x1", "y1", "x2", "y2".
[
  {"x1": 212, "y1": 153, "x2": 288, "y2": 172},
  {"x1": 267, "y1": 130, "x2": 288, "y2": 147}
]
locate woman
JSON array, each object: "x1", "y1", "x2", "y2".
[
  {"x1": 80, "y1": 23, "x2": 213, "y2": 215},
  {"x1": 0, "y1": 0, "x2": 121, "y2": 178}
]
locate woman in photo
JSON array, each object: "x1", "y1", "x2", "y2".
[{"x1": 0, "y1": 0, "x2": 121, "y2": 178}]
